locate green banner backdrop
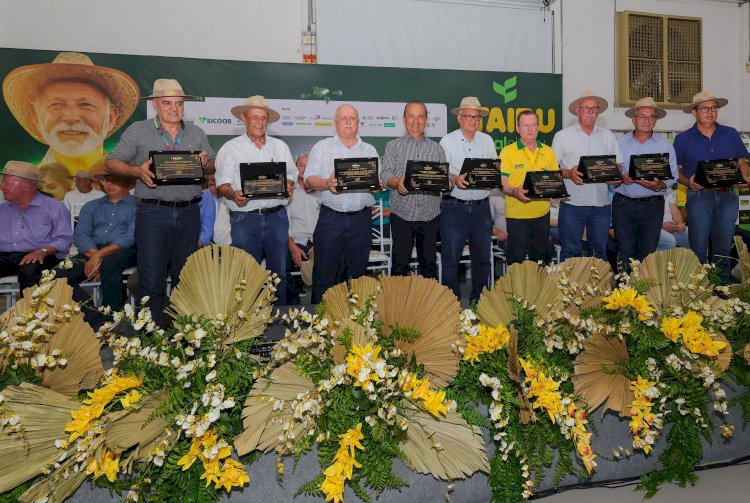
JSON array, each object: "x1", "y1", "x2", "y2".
[{"x1": 0, "y1": 47, "x2": 561, "y2": 197}]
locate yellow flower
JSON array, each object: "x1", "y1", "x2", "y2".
[
  {"x1": 603, "y1": 287, "x2": 653, "y2": 320},
  {"x1": 345, "y1": 344, "x2": 385, "y2": 389},
  {"x1": 120, "y1": 389, "x2": 142, "y2": 409},
  {"x1": 660, "y1": 316, "x2": 682, "y2": 342},
  {"x1": 86, "y1": 451, "x2": 120, "y2": 482},
  {"x1": 320, "y1": 424, "x2": 365, "y2": 503},
  {"x1": 421, "y1": 389, "x2": 449, "y2": 417},
  {"x1": 463, "y1": 324, "x2": 510, "y2": 364},
  {"x1": 177, "y1": 438, "x2": 201, "y2": 471},
  {"x1": 65, "y1": 402, "x2": 105, "y2": 442},
  {"x1": 216, "y1": 458, "x2": 250, "y2": 492},
  {"x1": 200, "y1": 458, "x2": 222, "y2": 487},
  {"x1": 660, "y1": 311, "x2": 727, "y2": 357},
  {"x1": 338, "y1": 423, "x2": 364, "y2": 455}
]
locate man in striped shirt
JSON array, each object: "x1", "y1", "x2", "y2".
[{"x1": 381, "y1": 101, "x2": 446, "y2": 279}]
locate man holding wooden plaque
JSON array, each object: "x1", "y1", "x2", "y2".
[
  {"x1": 305, "y1": 104, "x2": 379, "y2": 303},
  {"x1": 613, "y1": 97, "x2": 676, "y2": 270},
  {"x1": 675, "y1": 90, "x2": 750, "y2": 283},
  {"x1": 215, "y1": 95, "x2": 296, "y2": 305},
  {"x1": 381, "y1": 101, "x2": 447, "y2": 279},
  {"x1": 105, "y1": 79, "x2": 215, "y2": 324},
  {"x1": 499, "y1": 110, "x2": 561, "y2": 265},
  {"x1": 551, "y1": 90, "x2": 623, "y2": 262}
]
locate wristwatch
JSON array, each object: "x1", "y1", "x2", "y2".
[{"x1": 40, "y1": 247, "x2": 49, "y2": 255}]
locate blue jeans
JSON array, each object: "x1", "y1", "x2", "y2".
[
  {"x1": 657, "y1": 229, "x2": 690, "y2": 250},
  {"x1": 611, "y1": 194, "x2": 664, "y2": 270},
  {"x1": 135, "y1": 201, "x2": 200, "y2": 325},
  {"x1": 311, "y1": 206, "x2": 372, "y2": 303},
  {"x1": 559, "y1": 203, "x2": 610, "y2": 261},
  {"x1": 440, "y1": 197, "x2": 492, "y2": 302},
  {"x1": 230, "y1": 208, "x2": 289, "y2": 305},
  {"x1": 687, "y1": 189, "x2": 738, "y2": 283}
]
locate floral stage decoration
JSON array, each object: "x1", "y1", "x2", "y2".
[{"x1": 235, "y1": 276, "x2": 488, "y2": 503}]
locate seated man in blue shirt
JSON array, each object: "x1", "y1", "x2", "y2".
[{"x1": 58, "y1": 174, "x2": 137, "y2": 324}]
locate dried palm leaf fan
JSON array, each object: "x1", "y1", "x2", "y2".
[
  {"x1": 399, "y1": 403, "x2": 489, "y2": 480},
  {"x1": 376, "y1": 276, "x2": 461, "y2": 387},
  {"x1": 740, "y1": 342, "x2": 750, "y2": 365},
  {"x1": 573, "y1": 333, "x2": 633, "y2": 417},
  {"x1": 0, "y1": 383, "x2": 79, "y2": 493},
  {"x1": 0, "y1": 279, "x2": 104, "y2": 396},
  {"x1": 234, "y1": 362, "x2": 315, "y2": 455},
  {"x1": 633, "y1": 248, "x2": 711, "y2": 312},
  {"x1": 549, "y1": 257, "x2": 613, "y2": 315},
  {"x1": 167, "y1": 245, "x2": 274, "y2": 344},
  {"x1": 322, "y1": 276, "x2": 379, "y2": 323},
  {"x1": 477, "y1": 261, "x2": 562, "y2": 327},
  {"x1": 330, "y1": 319, "x2": 371, "y2": 365},
  {"x1": 734, "y1": 235, "x2": 750, "y2": 284}
]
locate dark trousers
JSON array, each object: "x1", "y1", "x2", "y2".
[
  {"x1": 390, "y1": 213, "x2": 439, "y2": 279},
  {"x1": 311, "y1": 206, "x2": 371, "y2": 303},
  {"x1": 559, "y1": 203, "x2": 610, "y2": 261},
  {"x1": 439, "y1": 197, "x2": 492, "y2": 302},
  {"x1": 230, "y1": 208, "x2": 289, "y2": 305},
  {"x1": 286, "y1": 240, "x2": 312, "y2": 305},
  {"x1": 135, "y1": 201, "x2": 200, "y2": 326},
  {"x1": 506, "y1": 214, "x2": 551, "y2": 265},
  {"x1": 0, "y1": 252, "x2": 61, "y2": 291},
  {"x1": 687, "y1": 189, "x2": 738, "y2": 284},
  {"x1": 612, "y1": 193, "x2": 664, "y2": 271}
]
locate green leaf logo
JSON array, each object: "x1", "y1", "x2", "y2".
[{"x1": 492, "y1": 76, "x2": 518, "y2": 104}]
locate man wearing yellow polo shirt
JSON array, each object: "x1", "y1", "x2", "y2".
[{"x1": 499, "y1": 110, "x2": 559, "y2": 264}]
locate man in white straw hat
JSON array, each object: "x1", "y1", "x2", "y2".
[
  {"x1": 552, "y1": 90, "x2": 623, "y2": 262},
  {"x1": 439, "y1": 96, "x2": 496, "y2": 303},
  {"x1": 0, "y1": 160, "x2": 73, "y2": 290},
  {"x1": 215, "y1": 95, "x2": 296, "y2": 305},
  {"x1": 105, "y1": 78, "x2": 215, "y2": 324},
  {"x1": 305, "y1": 104, "x2": 379, "y2": 303},
  {"x1": 612, "y1": 97, "x2": 677, "y2": 270},
  {"x1": 63, "y1": 169, "x2": 104, "y2": 221},
  {"x1": 674, "y1": 90, "x2": 750, "y2": 283},
  {"x1": 2, "y1": 52, "x2": 139, "y2": 181}
]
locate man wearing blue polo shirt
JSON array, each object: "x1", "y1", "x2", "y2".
[
  {"x1": 614, "y1": 97, "x2": 677, "y2": 270},
  {"x1": 674, "y1": 91, "x2": 750, "y2": 283}
]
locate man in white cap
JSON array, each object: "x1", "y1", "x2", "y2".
[
  {"x1": 439, "y1": 96, "x2": 496, "y2": 303},
  {"x1": 552, "y1": 90, "x2": 623, "y2": 262},
  {"x1": 674, "y1": 90, "x2": 750, "y2": 283},
  {"x1": 215, "y1": 95, "x2": 296, "y2": 305},
  {"x1": 2, "y1": 52, "x2": 139, "y2": 180},
  {"x1": 305, "y1": 104, "x2": 379, "y2": 303},
  {"x1": 63, "y1": 169, "x2": 104, "y2": 222},
  {"x1": 613, "y1": 97, "x2": 676, "y2": 270},
  {"x1": 0, "y1": 161, "x2": 73, "y2": 289},
  {"x1": 105, "y1": 78, "x2": 215, "y2": 324}
]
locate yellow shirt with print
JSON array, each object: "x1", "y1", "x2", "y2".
[{"x1": 499, "y1": 139, "x2": 559, "y2": 219}]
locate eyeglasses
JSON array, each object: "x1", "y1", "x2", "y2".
[
  {"x1": 459, "y1": 114, "x2": 482, "y2": 121},
  {"x1": 577, "y1": 106, "x2": 600, "y2": 113},
  {"x1": 695, "y1": 106, "x2": 720, "y2": 113},
  {"x1": 635, "y1": 114, "x2": 658, "y2": 121}
]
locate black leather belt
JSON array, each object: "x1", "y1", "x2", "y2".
[
  {"x1": 443, "y1": 195, "x2": 487, "y2": 205},
  {"x1": 614, "y1": 193, "x2": 664, "y2": 202},
  {"x1": 322, "y1": 205, "x2": 366, "y2": 215},
  {"x1": 248, "y1": 205, "x2": 284, "y2": 215},
  {"x1": 140, "y1": 197, "x2": 201, "y2": 207}
]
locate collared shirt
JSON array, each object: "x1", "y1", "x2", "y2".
[
  {"x1": 107, "y1": 118, "x2": 215, "y2": 201},
  {"x1": 304, "y1": 135, "x2": 378, "y2": 212},
  {"x1": 500, "y1": 139, "x2": 558, "y2": 219},
  {"x1": 288, "y1": 181, "x2": 321, "y2": 243},
  {"x1": 74, "y1": 194, "x2": 136, "y2": 251},
  {"x1": 64, "y1": 188, "x2": 105, "y2": 218},
  {"x1": 615, "y1": 132, "x2": 677, "y2": 198},
  {"x1": 199, "y1": 189, "x2": 217, "y2": 245},
  {"x1": 551, "y1": 123, "x2": 623, "y2": 207},
  {"x1": 215, "y1": 134, "x2": 297, "y2": 212},
  {"x1": 674, "y1": 122, "x2": 749, "y2": 179},
  {"x1": 0, "y1": 192, "x2": 73, "y2": 256},
  {"x1": 440, "y1": 129, "x2": 497, "y2": 201},
  {"x1": 380, "y1": 134, "x2": 446, "y2": 222}
]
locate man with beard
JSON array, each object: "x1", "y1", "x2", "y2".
[{"x1": 2, "y1": 52, "x2": 139, "y2": 184}]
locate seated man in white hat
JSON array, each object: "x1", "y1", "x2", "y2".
[
  {"x1": 215, "y1": 96, "x2": 296, "y2": 305},
  {"x1": 0, "y1": 161, "x2": 73, "y2": 289},
  {"x1": 105, "y1": 78, "x2": 215, "y2": 324},
  {"x1": 2, "y1": 52, "x2": 139, "y2": 181},
  {"x1": 552, "y1": 91, "x2": 623, "y2": 262},
  {"x1": 675, "y1": 90, "x2": 750, "y2": 283},
  {"x1": 439, "y1": 96, "x2": 496, "y2": 303},
  {"x1": 63, "y1": 169, "x2": 104, "y2": 223},
  {"x1": 613, "y1": 97, "x2": 677, "y2": 270}
]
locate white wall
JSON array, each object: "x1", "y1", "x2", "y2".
[{"x1": 552, "y1": 0, "x2": 749, "y2": 131}]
